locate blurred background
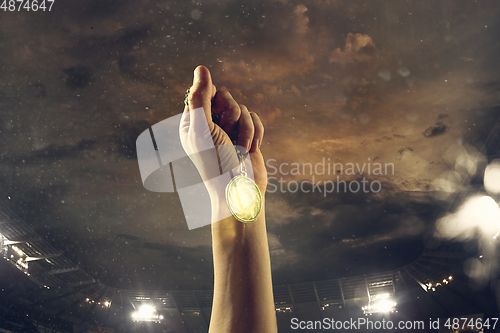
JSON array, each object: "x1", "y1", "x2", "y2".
[{"x1": 0, "y1": 0, "x2": 499, "y2": 332}]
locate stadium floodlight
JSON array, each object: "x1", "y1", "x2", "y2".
[
  {"x1": 131, "y1": 304, "x2": 164, "y2": 323},
  {"x1": 362, "y1": 293, "x2": 397, "y2": 315},
  {"x1": 0, "y1": 233, "x2": 7, "y2": 257},
  {"x1": 2, "y1": 242, "x2": 29, "y2": 273}
]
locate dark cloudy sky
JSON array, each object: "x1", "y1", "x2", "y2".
[{"x1": 0, "y1": 0, "x2": 499, "y2": 291}]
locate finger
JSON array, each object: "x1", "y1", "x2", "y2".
[
  {"x1": 187, "y1": 65, "x2": 216, "y2": 130},
  {"x1": 236, "y1": 105, "x2": 254, "y2": 153},
  {"x1": 249, "y1": 112, "x2": 264, "y2": 152},
  {"x1": 213, "y1": 88, "x2": 241, "y2": 138}
]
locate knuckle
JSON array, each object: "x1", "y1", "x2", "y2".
[{"x1": 221, "y1": 90, "x2": 232, "y2": 98}]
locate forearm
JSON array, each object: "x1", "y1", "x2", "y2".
[
  {"x1": 209, "y1": 201, "x2": 277, "y2": 333},
  {"x1": 180, "y1": 65, "x2": 273, "y2": 332}
]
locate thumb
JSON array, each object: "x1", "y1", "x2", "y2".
[{"x1": 188, "y1": 65, "x2": 215, "y2": 131}]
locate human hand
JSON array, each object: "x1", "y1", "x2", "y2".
[{"x1": 179, "y1": 66, "x2": 267, "y2": 193}]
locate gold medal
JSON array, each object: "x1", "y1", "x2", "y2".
[{"x1": 225, "y1": 148, "x2": 262, "y2": 223}]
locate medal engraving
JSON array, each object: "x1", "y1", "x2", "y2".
[{"x1": 225, "y1": 175, "x2": 262, "y2": 223}]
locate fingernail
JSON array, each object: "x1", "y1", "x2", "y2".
[
  {"x1": 243, "y1": 140, "x2": 251, "y2": 153},
  {"x1": 193, "y1": 66, "x2": 202, "y2": 84},
  {"x1": 254, "y1": 139, "x2": 261, "y2": 151}
]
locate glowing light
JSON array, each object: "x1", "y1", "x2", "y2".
[
  {"x1": 453, "y1": 197, "x2": 500, "y2": 289},
  {"x1": 11, "y1": 245, "x2": 24, "y2": 257},
  {"x1": 4, "y1": 243, "x2": 29, "y2": 272},
  {"x1": 436, "y1": 195, "x2": 500, "y2": 240},
  {"x1": 131, "y1": 304, "x2": 163, "y2": 322},
  {"x1": 432, "y1": 170, "x2": 462, "y2": 195},
  {"x1": 321, "y1": 303, "x2": 331, "y2": 310},
  {"x1": 363, "y1": 293, "x2": 397, "y2": 315},
  {"x1": 0, "y1": 233, "x2": 7, "y2": 257},
  {"x1": 443, "y1": 144, "x2": 485, "y2": 178},
  {"x1": 375, "y1": 299, "x2": 396, "y2": 313},
  {"x1": 484, "y1": 159, "x2": 500, "y2": 194},
  {"x1": 16, "y1": 258, "x2": 29, "y2": 270},
  {"x1": 275, "y1": 307, "x2": 293, "y2": 313},
  {"x1": 425, "y1": 276, "x2": 452, "y2": 292},
  {"x1": 432, "y1": 144, "x2": 487, "y2": 200}
]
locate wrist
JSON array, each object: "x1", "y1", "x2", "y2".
[{"x1": 204, "y1": 173, "x2": 233, "y2": 224}]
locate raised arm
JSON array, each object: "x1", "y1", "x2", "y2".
[{"x1": 183, "y1": 66, "x2": 277, "y2": 333}]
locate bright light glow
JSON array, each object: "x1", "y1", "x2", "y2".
[
  {"x1": 131, "y1": 304, "x2": 162, "y2": 322},
  {"x1": 436, "y1": 195, "x2": 500, "y2": 239},
  {"x1": 16, "y1": 258, "x2": 28, "y2": 270},
  {"x1": 444, "y1": 144, "x2": 486, "y2": 178},
  {"x1": 432, "y1": 170, "x2": 462, "y2": 195},
  {"x1": 275, "y1": 307, "x2": 293, "y2": 313},
  {"x1": 432, "y1": 144, "x2": 487, "y2": 201},
  {"x1": 4, "y1": 244, "x2": 29, "y2": 272},
  {"x1": 435, "y1": 194, "x2": 499, "y2": 285},
  {"x1": 425, "y1": 276, "x2": 452, "y2": 292},
  {"x1": 374, "y1": 299, "x2": 396, "y2": 313},
  {"x1": 11, "y1": 245, "x2": 24, "y2": 257},
  {"x1": 363, "y1": 293, "x2": 397, "y2": 315},
  {"x1": 0, "y1": 233, "x2": 7, "y2": 257},
  {"x1": 484, "y1": 159, "x2": 500, "y2": 194}
]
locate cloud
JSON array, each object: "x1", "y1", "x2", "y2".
[
  {"x1": 423, "y1": 122, "x2": 447, "y2": 138},
  {"x1": 397, "y1": 147, "x2": 414, "y2": 159},
  {"x1": 217, "y1": 4, "x2": 316, "y2": 85},
  {"x1": 114, "y1": 120, "x2": 151, "y2": 159},
  {"x1": 293, "y1": 4, "x2": 309, "y2": 35},
  {"x1": 265, "y1": 188, "x2": 435, "y2": 283},
  {"x1": 19, "y1": 139, "x2": 97, "y2": 162},
  {"x1": 1, "y1": 0, "x2": 500, "y2": 292},
  {"x1": 63, "y1": 66, "x2": 93, "y2": 89},
  {"x1": 308, "y1": 139, "x2": 357, "y2": 155},
  {"x1": 329, "y1": 33, "x2": 377, "y2": 64}
]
